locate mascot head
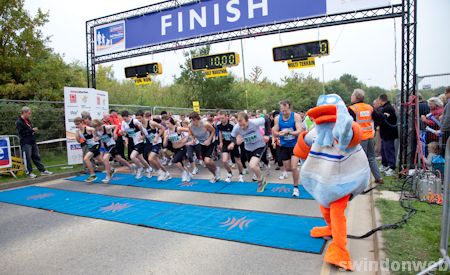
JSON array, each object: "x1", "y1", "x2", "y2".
[{"x1": 306, "y1": 94, "x2": 360, "y2": 152}]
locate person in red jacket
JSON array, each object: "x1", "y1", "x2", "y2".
[{"x1": 109, "y1": 109, "x2": 125, "y2": 159}]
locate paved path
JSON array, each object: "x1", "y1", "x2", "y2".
[{"x1": 0, "y1": 164, "x2": 378, "y2": 274}]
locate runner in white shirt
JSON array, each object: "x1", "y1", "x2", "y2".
[{"x1": 120, "y1": 110, "x2": 152, "y2": 180}]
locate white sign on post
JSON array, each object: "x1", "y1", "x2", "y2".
[{"x1": 64, "y1": 87, "x2": 109, "y2": 165}]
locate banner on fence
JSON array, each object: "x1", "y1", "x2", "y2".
[
  {"x1": 0, "y1": 137, "x2": 12, "y2": 169},
  {"x1": 64, "y1": 87, "x2": 109, "y2": 165}
]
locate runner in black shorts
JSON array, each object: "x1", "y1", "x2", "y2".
[
  {"x1": 74, "y1": 118, "x2": 105, "y2": 183},
  {"x1": 189, "y1": 112, "x2": 220, "y2": 183},
  {"x1": 121, "y1": 111, "x2": 152, "y2": 180},
  {"x1": 94, "y1": 121, "x2": 132, "y2": 183},
  {"x1": 217, "y1": 110, "x2": 244, "y2": 182},
  {"x1": 142, "y1": 111, "x2": 171, "y2": 181},
  {"x1": 163, "y1": 117, "x2": 192, "y2": 182},
  {"x1": 272, "y1": 100, "x2": 304, "y2": 197}
]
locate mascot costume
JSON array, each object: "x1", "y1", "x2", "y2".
[{"x1": 294, "y1": 94, "x2": 370, "y2": 271}]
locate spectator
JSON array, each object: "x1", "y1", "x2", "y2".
[
  {"x1": 424, "y1": 142, "x2": 440, "y2": 170},
  {"x1": 15, "y1": 106, "x2": 53, "y2": 178},
  {"x1": 418, "y1": 93, "x2": 430, "y2": 131},
  {"x1": 375, "y1": 94, "x2": 398, "y2": 176},
  {"x1": 348, "y1": 89, "x2": 384, "y2": 183},
  {"x1": 441, "y1": 87, "x2": 450, "y2": 146},
  {"x1": 421, "y1": 97, "x2": 444, "y2": 142},
  {"x1": 438, "y1": 93, "x2": 448, "y2": 108}
]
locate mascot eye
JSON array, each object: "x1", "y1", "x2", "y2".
[{"x1": 326, "y1": 96, "x2": 338, "y2": 104}]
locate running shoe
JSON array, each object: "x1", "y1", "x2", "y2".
[
  {"x1": 130, "y1": 164, "x2": 137, "y2": 175},
  {"x1": 41, "y1": 170, "x2": 53, "y2": 176},
  {"x1": 145, "y1": 168, "x2": 152, "y2": 178},
  {"x1": 292, "y1": 187, "x2": 300, "y2": 197},
  {"x1": 85, "y1": 174, "x2": 97, "y2": 183},
  {"x1": 110, "y1": 168, "x2": 116, "y2": 177},
  {"x1": 102, "y1": 176, "x2": 111, "y2": 184},
  {"x1": 279, "y1": 171, "x2": 288, "y2": 180},
  {"x1": 192, "y1": 167, "x2": 199, "y2": 175},
  {"x1": 379, "y1": 165, "x2": 388, "y2": 173},
  {"x1": 225, "y1": 173, "x2": 232, "y2": 183},
  {"x1": 252, "y1": 174, "x2": 258, "y2": 181},
  {"x1": 28, "y1": 173, "x2": 37, "y2": 179},
  {"x1": 135, "y1": 168, "x2": 144, "y2": 179},
  {"x1": 157, "y1": 170, "x2": 164, "y2": 181},
  {"x1": 257, "y1": 177, "x2": 268, "y2": 193},
  {"x1": 238, "y1": 174, "x2": 244, "y2": 183},
  {"x1": 161, "y1": 172, "x2": 172, "y2": 181}
]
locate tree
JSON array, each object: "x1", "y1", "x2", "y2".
[
  {"x1": 249, "y1": 66, "x2": 263, "y2": 84},
  {"x1": 175, "y1": 46, "x2": 236, "y2": 109},
  {"x1": 0, "y1": 0, "x2": 49, "y2": 85}
]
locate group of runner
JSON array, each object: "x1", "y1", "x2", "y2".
[{"x1": 73, "y1": 100, "x2": 303, "y2": 196}]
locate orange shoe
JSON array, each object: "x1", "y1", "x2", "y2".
[
  {"x1": 324, "y1": 242, "x2": 353, "y2": 271},
  {"x1": 310, "y1": 226, "x2": 332, "y2": 238}
]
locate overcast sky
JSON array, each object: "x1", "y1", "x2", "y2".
[{"x1": 24, "y1": 0, "x2": 450, "y2": 90}]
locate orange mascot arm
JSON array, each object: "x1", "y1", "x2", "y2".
[
  {"x1": 347, "y1": 122, "x2": 363, "y2": 148},
  {"x1": 293, "y1": 131, "x2": 311, "y2": 160}
]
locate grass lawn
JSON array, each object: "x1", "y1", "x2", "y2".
[
  {"x1": 0, "y1": 150, "x2": 82, "y2": 184},
  {"x1": 376, "y1": 175, "x2": 449, "y2": 274}
]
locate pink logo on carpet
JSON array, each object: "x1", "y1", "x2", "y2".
[
  {"x1": 178, "y1": 181, "x2": 198, "y2": 187},
  {"x1": 27, "y1": 193, "x2": 54, "y2": 200},
  {"x1": 220, "y1": 216, "x2": 254, "y2": 231},
  {"x1": 99, "y1": 202, "x2": 132, "y2": 213},
  {"x1": 271, "y1": 186, "x2": 291, "y2": 193}
]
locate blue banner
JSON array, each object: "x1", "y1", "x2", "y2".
[
  {"x1": 125, "y1": 0, "x2": 326, "y2": 50},
  {"x1": 94, "y1": 22, "x2": 126, "y2": 56},
  {"x1": 0, "y1": 137, "x2": 11, "y2": 168}
]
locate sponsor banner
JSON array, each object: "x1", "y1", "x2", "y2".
[
  {"x1": 192, "y1": 101, "x2": 200, "y2": 113},
  {"x1": 205, "y1": 68, "x2": 228, "y2": 78},
  {"x1": 64, "y1": 87, "x2": 109, "y2": 165},
  {"x1": 94, "y1": 21, "x2": 126, "y2": 56},
  {"x1": 287, "y1": 57, "x2": 316, "y2": 69}
]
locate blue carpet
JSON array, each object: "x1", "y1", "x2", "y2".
[
  {"x1": 0, "y1": 186, "x2": 326, "y2": 254},
  {"x1": 67, "y1": 173, "x2": 314, "y2": 200}
]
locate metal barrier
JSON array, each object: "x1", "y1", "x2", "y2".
[
  {"x1": 418, "y1": 136, "x2": 450, "y2": 274},
  {"x1": 152, "y1": 106, "x2": 242, "y2": 116}
]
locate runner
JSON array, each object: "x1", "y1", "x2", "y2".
[
  {"x1": 189, "y1": 112, "x2": 221, "y2": 183},
  {"x1": 74, "y1": 118, "x2": 105, "y2": 183},
  {"x1": 143, "y1": 111, "x2": 171, "y2": 181},
  {"x1": 272, "y1": 100, "x2": 303, "y2": 197},
  {"x1": 228, "y1": 112, "x2": 270, "y2": 192},
  {"x1": 163, "y1": 117, "x2": 192, "y2": 182},
  {"x1": 217, "y1": 110, "x2": 244, "y2": 183},
  {"x1": 121, "y1": 110, "x2": 152, "y2": 180},
  {"x1": 182, "y1": 120, "x2": 201, "y2": 175},
  {"x1": 93, "y1": 120, "x2": 133, "y2": 183}
]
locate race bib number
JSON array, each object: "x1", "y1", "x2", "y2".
[
  {"x1": 222, "y1": 131, "x2": 232, "y2": 141},
  {"x1": 283, "y1": 128, "x2": 295, "y2": 141},
  {"x1": 147, "y1": 133, "x2": 156, "y2": 142},
  {"x1": 244, "y1": 133, "x2": 258, "y2": 144},
  {"x1": 169, "y1": 134, "x2": 180, "y2": 143}
]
